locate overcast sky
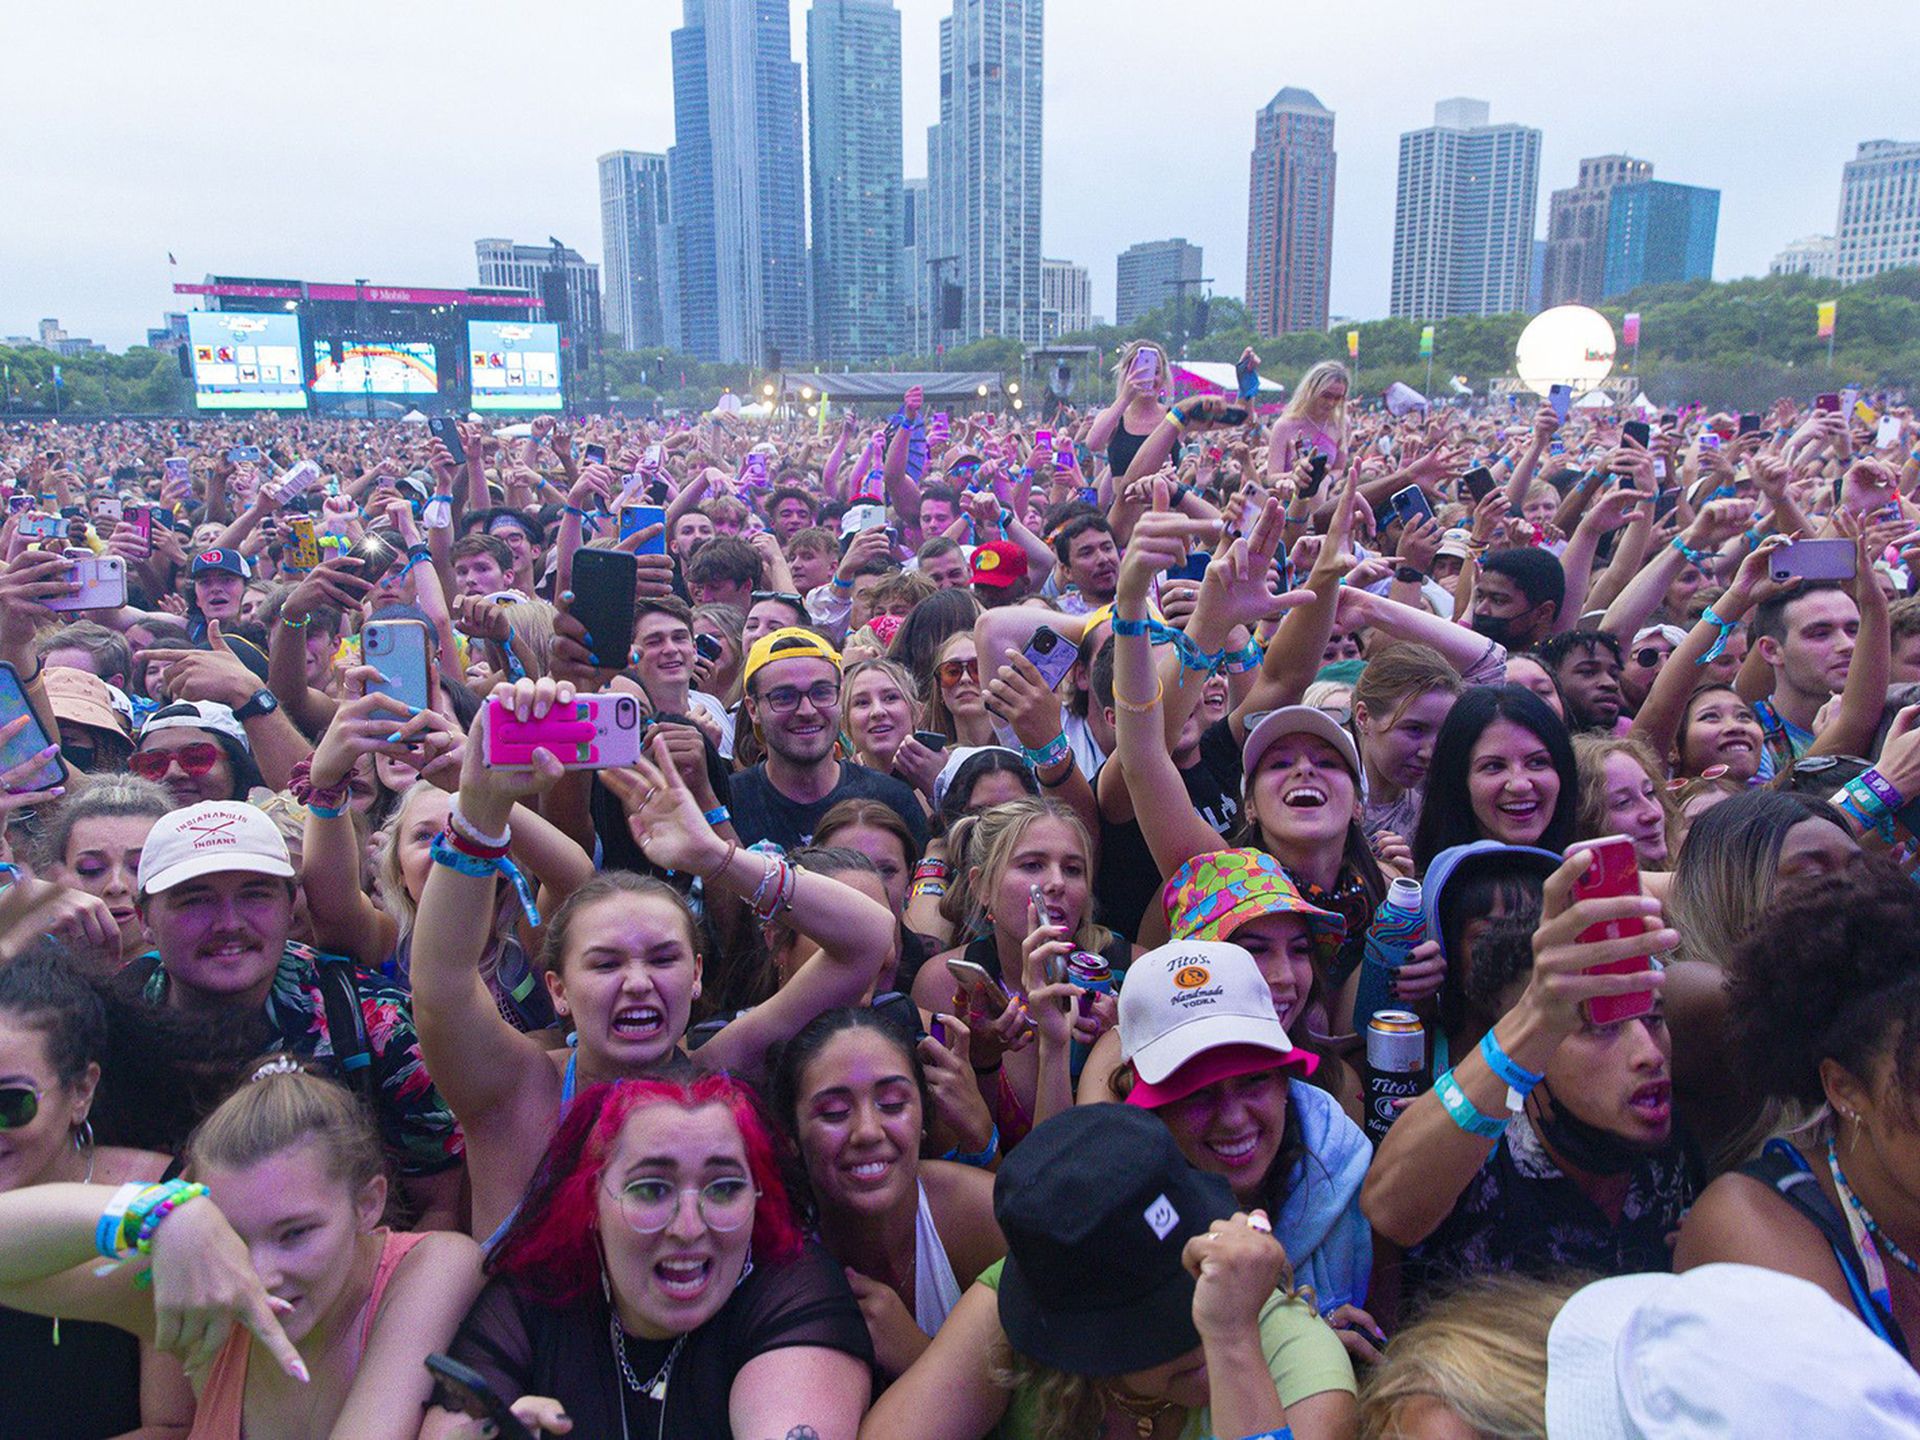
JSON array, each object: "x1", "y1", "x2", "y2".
[{"x1": 7, "y1": 0, "x2": 1914, "y2": 349}]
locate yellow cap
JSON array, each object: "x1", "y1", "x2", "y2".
[{"x1": 742, "y1": 627, "x2": 842, "y2": 692}]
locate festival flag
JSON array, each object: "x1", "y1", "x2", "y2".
[
  {"x1": 1622, "y1": 312, "x2": 1641, "y2": 347},
  {"x1": 1816, "y1": 300, "x2": 1837, "y2": 339},
  {"x1": 1346, "y1": 330, "x2": 1359, "y2": 359},
  {"x1": 1419, "y1": 325, "x2": 1435, "y2": 359}
]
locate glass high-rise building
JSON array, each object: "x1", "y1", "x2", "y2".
[
  {"x1": 927, "y1": 0, "x2": 1043, "y2": 345},
  {"x1": 598, "y1": 151, "x2": 675, "y2": 350},
  {"x1": 1542, "y1": 155, "x2": 1654, "y2": 309},
  {"x1": 807, "y1": 0, "x2": 902, "y2": 364},
  {"x1": 900, "y1": 178, "x2": 933, "y2": 354},
  {"x1": 1245, "y1": 88, "x2": 1335, "y2": 336},
  {"x1": 668, "y1": 0, "x2": 807, "y2": 364},
  {"x1": 1601, "y1": 180, "x2": 1719, "y2": 298},
  {"x1": 1390, "y1": 98, "x2": 1540, "y2": 320}
]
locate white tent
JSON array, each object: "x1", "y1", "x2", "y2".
[
  {"x1": 399, "y1": 409, "x2": 428, "y2": 423},
  {"x1": 1630, "y1": 391, "x2": 1657, "y2": 415},
  {"x1": 1573, "y1": 390, "x2": 1615, "y2": 410},
  {"x1": 1170, "y1": 361, "x2": 1286, "y2": 399},
  {"x1": 711, "y1": 393, "x2": 743, "y2": 416}
]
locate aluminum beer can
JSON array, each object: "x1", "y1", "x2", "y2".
[
  {"x1": 1365, "y1": 1009, "x2": 1426, "y2": 1146},
  {"x1": 1066, "y1": 950, "x2": 1112, "y2": 1019}
]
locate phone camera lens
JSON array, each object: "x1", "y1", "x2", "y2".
[{"x1": 617, "y1": 699, "x2": 635, "y2": 723}]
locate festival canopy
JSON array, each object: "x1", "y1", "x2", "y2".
[{"x1": 1169, "y1": 361, "x2": 1285, "y2": 400}]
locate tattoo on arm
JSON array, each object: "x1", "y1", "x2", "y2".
[{"x1": 776, "y1": 1429, "x2": 820, "y2": 1440}]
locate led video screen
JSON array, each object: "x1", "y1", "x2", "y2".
[
  {"x1": 311, "y1": 340, "x2": 439, "y2": 395},
  {"x1": 187, "y1": 311, "x2": 307, "y2": 410},
  {"x1": 468, "y1": 321, "x2": 562, "y2": 411}
]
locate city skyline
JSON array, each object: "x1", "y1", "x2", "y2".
[{"x1": 6, "y1": 0, "x2": 1916, "y2": 349}]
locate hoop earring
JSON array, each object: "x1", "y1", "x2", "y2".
[{"x1": 71, "y1": 1119, "x2": 94, "y2": 1154}]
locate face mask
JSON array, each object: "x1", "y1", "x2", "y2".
[
  {"x1": 1529, "y1": 1081, "x2": 1665, "y2": 1176},
  {"x1": 1471, "y1": 612, "x2": 1516, "y2": 646}
]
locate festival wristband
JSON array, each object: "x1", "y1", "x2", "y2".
[
  {"x1": 939, "y1": 1123, "x2": 1000, "y2": 1168},
  {"x1": 1696, "y1": 604, "x2": 1739, "y2": 665},
  {"x1": 96, "y1": 1183, "x2": 147, "y2": 1261},
  {"x1": 1436, "y1": 1068, "x2": 1508, "y2": 1139},
  {"x1": 1861, "y1": 767, "x2": 1905, "y2": 813},
  {"x1": 1479, "y1": 1029, "x2": 1543, "y2": 1113},
  {"x1": 1670, "y1": 536, "x2": 1713, "y2": 567},
  {"x1": 704, "y1": 804, "x2": 732, "y2": 828},
  {"x1": 1023, "y1": 733, "x2": 1071, "y2": 770},
  {"x1": 1110, "y1": 614, "x2": 1151, "y2": 637}
]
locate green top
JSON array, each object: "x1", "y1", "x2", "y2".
[{"x1": 976, "y1": 1259, "x2": 1355, "y2": 1440}]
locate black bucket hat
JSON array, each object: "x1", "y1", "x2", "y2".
[{"x1": 992, "y1": 1104, "x2": 1236, "y2": 1377}]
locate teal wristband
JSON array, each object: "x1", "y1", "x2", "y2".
[
  {"x1": 1436, "y1": 1067, "x2": 1507, "y2": 1139},
  {"x1": 1111, "y1": 614, "x2": 1150, "y2": 637},
  {"x1": 940, "y1": 1123, "x2": 999, "y2": 1167},
  {"x1": 1023, "y1": 734, "x2": 1071, "y2": 769},
  {"x1": 704, "y1": 804, "x2": 731, "y2": 827}
]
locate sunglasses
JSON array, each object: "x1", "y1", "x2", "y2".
[
  {"x1": 130, "y1": 741, "x2": 222, "y2": 782},
  {"x1": 0, "y1": 1083, "x2": 40, "y2": 1130},
  {"x1": 750, "y1": 591, "x2": 806, "y2": 612},
  {"x1": 1632, "y1": 647, "x2": 1668, "y2": 669},
  {"x1": 937, "y1": 657, "x2": 980, "y2": 687}
]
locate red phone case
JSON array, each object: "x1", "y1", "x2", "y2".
[{"x1": 1571, "y1": 836, "x2": 1655, "y2": 1025}]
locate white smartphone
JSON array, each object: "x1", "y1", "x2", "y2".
[
  {"x1": 275, "y1": 459, "x2": 323, "y2": 502},
  {"x1": 1878, "y1": 416, "x2": 1903, "y2": 450},
  {"x1": 46, "y1": 555, "x2": 127, "y2": 612},
  {"x1": 363, "y1": 619, "x2": 433, "y2": 713}
]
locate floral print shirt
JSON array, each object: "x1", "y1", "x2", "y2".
[{"x1": 140, "y1": 942, "x2": 462, "y2": 1176}]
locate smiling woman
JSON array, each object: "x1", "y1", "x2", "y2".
[{"x1": 1413, "y1": 685, "x2": 1578, "y2": 875}]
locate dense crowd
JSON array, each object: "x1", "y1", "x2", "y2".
[{"x1": 2, "y1": 346, "x2": 1920, "y2": 1437}]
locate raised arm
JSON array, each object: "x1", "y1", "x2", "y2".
[
  {"x1": 1364, "y1": 851, "x2": 1677, "y2": 1247},
  {"x1": 1806, "y1": 515, "x2": 1888, "y2": 759},
  {"x1": 1554, "y1": 477, "x2": 1648, "y2": 635},
  {"x1": 600, "y1": 737, "x2": 895, "y2": 1083},
  {"x1": 1630, "y1": 543, "x2": 1779, "y2": 768}
]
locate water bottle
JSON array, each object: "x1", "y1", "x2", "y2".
[{"x1": 1350, "y1": 877, "x2": 1425, "y2": 1039}]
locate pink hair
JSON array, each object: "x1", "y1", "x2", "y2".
[{"x1": 488, "y1": 1075, "x2": 804, "y2": 1307}]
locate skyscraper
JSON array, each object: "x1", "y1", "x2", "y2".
[
  {"x1": 1771, "y1": 234, "x2": 1838, "y2": 280},
  {"x1": 598, "y1": 151, "x2": 675, "y2": 350},
  {"x1": 900, "y1": 178, "x2": 932, "y2": 354},
  {"x1": 1245, "y1": 88, "x2": 1335, "y2": 336},
  {"x1": 927, "y1": 0, "x2": 1044, "y2": 345},
  {"x1": 1601, "y1": 181, "x2": 1719, "y2": 297},
  {"x1": 1040, "y1": 258, "x2": 1091, "y2": 339},
  {"x1": 1390, "y1": 98, "x2": 1540, "y2": 320},
  {"x1": 1541, "y1": 155, "x2": 1654, "y2": 308},
  {"x1": 1835, "y1": 139, "x2": 1920, "y2": 284},
  {"x1": 1116, "y1": 239, "x2": 1203, "y2": 331},
  {"x1": 807, "y1": 0, "x2": 902, "y2": 364},
  {"x1": 668, "y1": 0, "x2": 807, "y2": 364}
]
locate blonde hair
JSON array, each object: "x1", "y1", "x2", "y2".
[
  {"x1": 186, "y1": 1063, "x2": 383, "y2": 1195},
  {"x1": 494, "y1": 599, "x2": 557, "y2": 679},
  {"x1": 923, "y1": 632, "x2": 978, "y2": 742},
  {"x1": 957, "y1": 798, "x2": 1111, "y2": 956},
  {"x1": 1111, "y1": 339, "x2": 1170, "y2": 400},
  {"x1": 1282, "y1": 361, "x2": 1350, "y2": 428},
  {"x1": 1573, "y1": 734, "x2": 1678, "y2": 868},
  {"x1": 841, "y1": 657, "x2": 925, "y2": 755},
  {"x1": 1359, "y1": 1274, "x2": 1582, "y2": 1440},
  {"x1": 374, "y1": 782, "x2": 451, "y2": 932}
]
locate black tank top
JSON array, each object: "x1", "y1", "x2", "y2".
[
  {"x1": 1106, "y1": 420, "x2": 1157, "y2": 479},
  {"x1": 0, "y1": 1305, "x2": 144, "y2": 1440}
]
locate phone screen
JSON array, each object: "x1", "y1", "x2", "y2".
[{"x1": 0, "y1": 664, "x2": 64, "y2": 792}]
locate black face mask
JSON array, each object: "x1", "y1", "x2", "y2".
[
  {"x1": 1471, "y1": 611, "x2": 1516, "y2": 646},
  {"x1": 1528, "y1": 1081, "x2": 1666, "y2": 1176}
]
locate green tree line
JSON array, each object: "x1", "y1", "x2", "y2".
[{"x1": 9, "y1": 269, "x2": 1914, "y2": 417}]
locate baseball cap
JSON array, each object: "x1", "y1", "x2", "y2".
[
  {"x1": 1160, "y1": 848, "x2": 1343, "y2": 948},
  {"x1": 138, "y1": 700, "x2": 251, "y2": 749},
  {"x1": 42, "y1": 666, "x2": 130, "y2": 740},
  {"x1": 1118, "y1": 939, "x2": 1310, "y2": 1107},
  {"x1": 969, "y1": 540, "x2": 1028, "y2": 590},
  {"x1": 1544, "y1": 1263, "x2": 1920, "y2": 1438},
  {"x1": 1241, "y1": 704, "x2": 1361, "y2": 785},
  {"x1": 189, "y1": 548, "x2": 252, "y2": 580},
  {"x1": 1435, "y1": 529, "x2": 1475, "y2": 562},
  {"x1": 1421, "y1": 841, "x2": 1560, "y2": 964},
  {"x1": 742, "y1": 627, "x2": 841, "y2": 693},
  {"x1": 993, "y1": 1105, "x2": 1237, "y2": 1376},
  {"x1": 137, "y1": 800, "x2": 295, "y2": 895}
]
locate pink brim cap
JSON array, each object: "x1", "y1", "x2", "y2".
[{"x1": 1125, "y1": 1041, "x2": 1318, "y2": 1109}]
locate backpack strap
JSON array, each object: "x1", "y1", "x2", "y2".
[
  {"x1": 313, "y1": 952, "x2": 376, "y2": 1108},
  {"x1": 1740, "y1": 1139, "x2": 1910, "y2": 1359}
]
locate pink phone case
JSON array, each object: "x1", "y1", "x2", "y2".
[
  {"x1": 484, "y1": 694, "x2": 645, "y2": 771},
  {"x1": 1571, "y1": 836, "x2": 1655, "y2": 1025}
]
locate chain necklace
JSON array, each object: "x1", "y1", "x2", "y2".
[
  {"x1": 611, "y1": 1317, "x2": 686, "y2": 1401},
  {"x1": 1100, "y1": 1383, "x2": 1181, "y2": 1438},
  {"x1": 1829, "y1": 1137, "x2": 1920, "y2": 1280}
]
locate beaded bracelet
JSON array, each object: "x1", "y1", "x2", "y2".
[
  {"x1": 448, "y1": 799, "x2": 511, "y2": 851},
  {"x1": 135, "y1": 1183, "x2": 210, "y2": 1254},
  {"x1": 1478, "y1": 1029, "x2": 1543, "y2": 1113},
  {"x1": 1436, "y1": 1068, "x2": 1507, "y2": 1140}
]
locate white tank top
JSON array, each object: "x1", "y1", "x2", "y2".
[{"x1": 913, "y1": 1179, "x2": 965, "y2": 1336}]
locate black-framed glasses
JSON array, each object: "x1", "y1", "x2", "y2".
[
  {"x1": 0, "y1": 1083, "x2": 41, "y2": 1130},
  {"x1": 751, "y1": 591, "x2": 806, "y2": 612},
  {"x1": 604, "y1": 1175, "x2": 759, "y2": 1235},
  {"x1": 759, "y1": 681, "x2": 840, "y2": 715}
]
